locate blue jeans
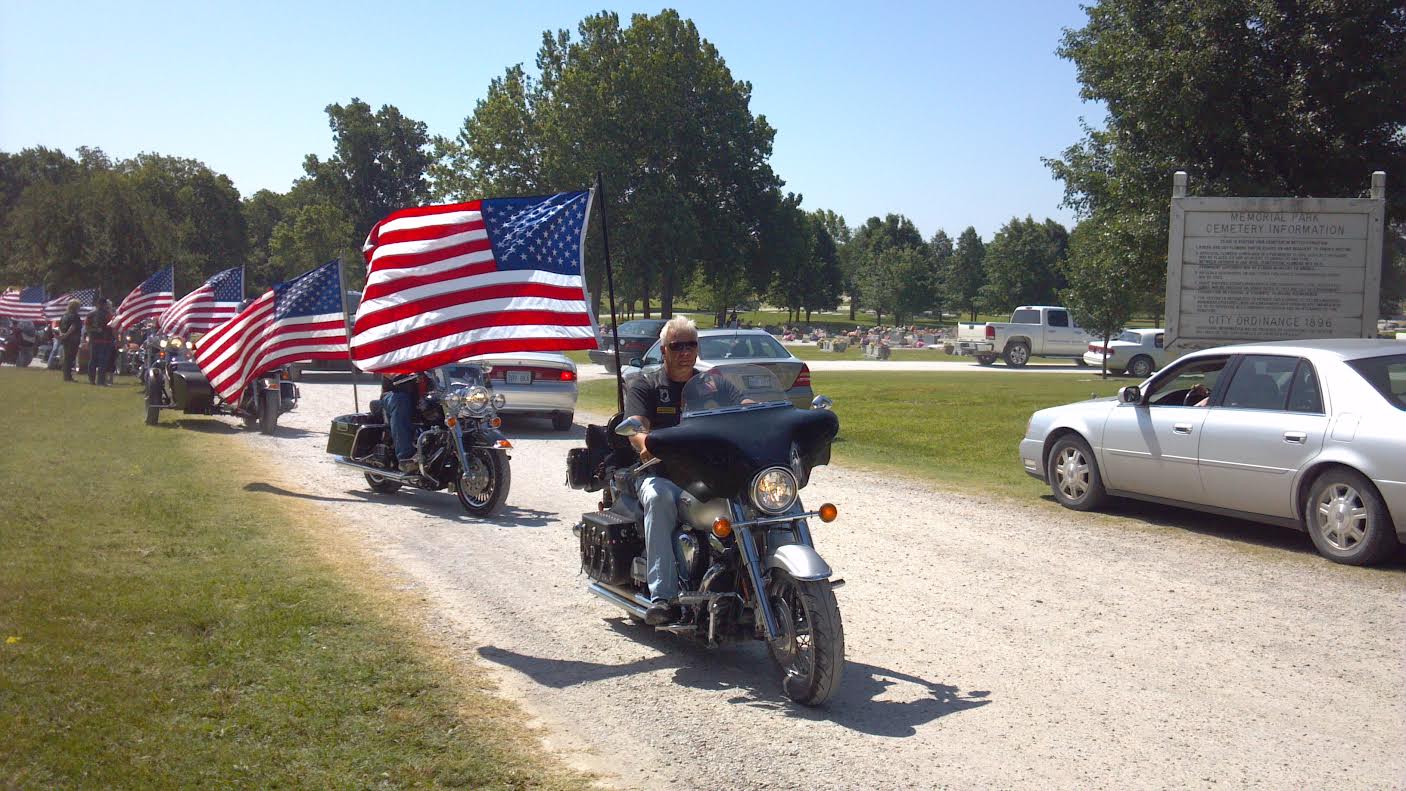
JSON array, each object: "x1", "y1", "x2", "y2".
[
  {"x1": 381, "y1": 391, "x2": 416, "y2": 461},
  {"x1": 89, "y1": 343, "x2": 114, "y2": 383},
  {"x1": 635, "y1": 474, "x2": 683, "y2": 602}
]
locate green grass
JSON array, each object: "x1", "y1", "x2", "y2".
[
  {"x1": 580, "y1": 371, "x2": 1127, "y2": 498},
  {"x1": 0, "y1": 368, "x2": 589, "y2": 790}
]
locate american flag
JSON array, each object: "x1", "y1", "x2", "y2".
[
  {"x1": 351, "y1": 190, "x2": 596, "y2": 373},
  {"x1": 113, "y1": 267, "x2": 175, "y2": 332},
  {"x1": 194, "y1": 260, "x2": 348, "y2": 401},
  {"x1": 160, "y1": 267, "x2": 243, "y2": 336},
  {"x1": 0, "y1": 286, "x2": 47, "y2": 321},
  {"x1": 44, "y1": 288, "x2": 98, "y2": 321}
]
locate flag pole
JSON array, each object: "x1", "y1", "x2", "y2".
[
  {"x1": 595, "y1": 172, "x2": 625, "y2": 414},
  {"x1": 335, "y1": 258, "x2": 360, "y2": 412}
]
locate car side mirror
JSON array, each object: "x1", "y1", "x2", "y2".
[
  {"x1": 615, "y1": 416, "x2": 646, "y2": 437},
  {"x1": 1119, "y1": 385, "x2": 1142, "y2": 404},
  {"x1": 629, "y1": 357, "x2": 643, "y2": 368},
  {"x1": 811, "y1": 395, "x2": 833, "y2": 411}
]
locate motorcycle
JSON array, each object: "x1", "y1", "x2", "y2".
[
  {"x1": 143, "y1": 333, "x2": 298, "y2": 433},
  {"x1": 326, "y1": 362, "x2": 514, "y2": 517},
  {"x1": 566, "y1": 364, "x2": 845, "y2": 706},
  {"x1": 0, "y1": 320, "x2": 39, "y2": 367}
]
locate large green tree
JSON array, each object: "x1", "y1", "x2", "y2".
[
  {"x1": 303, "y1": 99, "x2": 434, "y2": 238},
  {"x1": 948, "y1": 226, "x2": 986, "y2": 321},
  {"x1": 265, "y1": 203, "x2": 361, "y2": 290},
  {"x1": 1062, "y1": 216, "x2": 1140, "y2": 377},
  {"x1": 1048, "y1": 0, "x2": 1406, "y2": 311},
  {"x1": 850, "y1": 214, "x2": 933, "y2": 324},
  {"x1": 123, "y1": 154, "x2": 247, "y2": 285},
  {"x1": 979, "y1": 217, "x2": 1069, "y2": 313}
]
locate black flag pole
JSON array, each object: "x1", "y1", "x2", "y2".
[
  {"x1": 596, "y1": 172, "x2": 626, "y2": 414},
  {"x1": 335, "y1": 258, "x2": 359, "y2": 412}
]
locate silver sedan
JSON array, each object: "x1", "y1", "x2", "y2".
[
  {"x1": 1020, "y1": 339, "x2": 1406, "y2": 565},
  {"x1": 620, "y1": 328, "x2": 814, "y2": 409}
]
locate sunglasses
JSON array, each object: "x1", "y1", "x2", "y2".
[{"x1": 666, "y1": 340, "x2": 699, "y2": 352}]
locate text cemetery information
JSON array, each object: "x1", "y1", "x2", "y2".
[{"x1": 1164, "y1": 174, "x2": 1385, "y2": 352}]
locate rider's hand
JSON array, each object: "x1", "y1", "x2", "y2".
[{"x1": 638, "y1": 448, "x2": 655, "y2": 463}]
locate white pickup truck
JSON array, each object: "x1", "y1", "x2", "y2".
[{"x1": 950, "y1": 305, "x2": 1092, "y2": 367}]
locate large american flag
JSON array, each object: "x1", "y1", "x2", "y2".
[
  {"x1": 0, "y1": 286, "x2": 47, "y2": 321},
  {"x1": 113, "y1": 267, "x2": 175, "y2": 332},
  {"x1": 194, "y1": 260, "x2": 347, "y2": 401},
  {"x1": 351, "y1": 191, "x2": 596, "y2": 373},
  {"x1": 160, "y1": 267, "x2": 243, "y2": 336},
  {"x1": 44, "y1": 288, "x2": 98, "y2": 321}
]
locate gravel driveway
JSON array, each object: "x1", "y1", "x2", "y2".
[{"x1": 233, "y1": 377, "x2": 1405, "y2": 790}]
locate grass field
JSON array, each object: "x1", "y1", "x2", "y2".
[
  {"x1": 0, "y1": 369, "x2": 588, "y2": 790},
  {"x1": 579, "y1": 370, "x2": 1126, "y2": 498}
]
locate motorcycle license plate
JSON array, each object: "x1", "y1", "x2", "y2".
[{"x1": 506, "y1": 370, "x2": 531, "y2": 385}]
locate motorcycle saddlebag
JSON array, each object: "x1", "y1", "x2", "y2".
[
  {"x1": 171, "y1": 365, "x2": 213, "y2": 413},
  {"x1": 327, "y1": 413, "x2": 382, "y2": 457},
  {"x1": 580, "y1": 510, "x2": 643, "y2": 586}
]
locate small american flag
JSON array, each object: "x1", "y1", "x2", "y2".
[
  {"x1": 160, "y1": 267, "x2": 243, "y2": 336},
  {"x1": 194, "y1": 260, "x2": 348, "y2": 401},
  {"x1": 0, "y1": 286, "x2": 47, "y2": 322},
  {"x1": 44, "y1": 288, "x2": 98, "y2": 321},
  {"x1": 113, "y1": 267, "x2": 175, "y2": 332},
  {"x1": 351, "y1": 191, "x2": 597, "y2": 373}
]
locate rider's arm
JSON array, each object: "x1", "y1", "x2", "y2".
[{"x1": 628, "y1": 417, "x2": 653, "y2": 461}]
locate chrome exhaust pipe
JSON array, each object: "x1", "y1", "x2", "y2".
[
  {"x1": 587, "y1": 582, "x2": 651, "y2": 619},
  {"x1": 333, "y1": 455, "x2": 417, "y2": 482}
]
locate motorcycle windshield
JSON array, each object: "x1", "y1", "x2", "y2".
[
  {"x1": 432, "y1": 363, "x2": 487, "y2": 389},
  {"x1": 680, "y1": 364, "x2": 790, "y2": 418},
  {"x1": 648, "y1": 365, "x2": 838, "y2": 502}
]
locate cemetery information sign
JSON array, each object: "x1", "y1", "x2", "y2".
[{"x1": 1164, "y1": 172, "x2": 1386, "y2": 353}]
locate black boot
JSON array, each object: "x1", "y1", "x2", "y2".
[{"x1": 644, "y1": 600, "x2": 679, "y2": 626}]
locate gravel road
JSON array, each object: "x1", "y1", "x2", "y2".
[{"x1": 232, "y1": 376, "x2": 1405, "y2": 790}]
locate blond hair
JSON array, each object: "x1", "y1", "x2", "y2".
[{"x1": 659, "y1": 316, "x2": 697, "y2": 344}]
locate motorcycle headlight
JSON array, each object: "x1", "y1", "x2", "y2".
[
  {"x1": 170, "y1": 338, "x2": 183, "y2": 348},
  {"x1": 159, "y1": 339, "x2": 169, "y2": 348},
  {"x1": 750, "y1": 466, "x2": 798, "y2": 515},
  {"x1": 464, "y1": 385, "x2": 491, "y2": 416}
]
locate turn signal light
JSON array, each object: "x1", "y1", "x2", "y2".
[
  {"x1": 445, "y1": 417, "x2": 458, "y2": 427},
  {"x1": 494, "y1": 439, "x2": 513, "y2": 449},
  {"x1": 712, "y1": 518, "x2": 732, "y2": 538},
  {"x1": 818, "y1": 503, "x2": 838, "y2": 523},
  {"x1": 489, "y1": 416, "x2": 502, "y2": 428}
]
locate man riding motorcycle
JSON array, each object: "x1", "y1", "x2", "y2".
[
  {"x1": 622, "y1": 316, "x2": 744, "y2": 625},
  {"x1": 382, "y1": 372, "x2": 428, "y2": 473}
]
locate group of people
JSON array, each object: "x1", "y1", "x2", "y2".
[{"x1": 53, "y1": 297, "x2": 118, "y2": 385}]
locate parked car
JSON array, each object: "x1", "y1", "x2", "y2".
[
  {"x1": 588, "y1": 319, "x2": 668, "y2": 373},
  {"x1": 952, "y1": 306, "x2": 1092, "y2": 367},
  {"x1": 1021, "y1": 339, "x2": 1406, "y2": 565},
  {"x1": 621, "y1": 328, "x2": 814, "y2": 409},
  {"x1": 1084, "y1": 328, "x2": 1169, "y2": 378},
  {"x1": 464, "y1": 352, "x2": 578, "y2": 431}
]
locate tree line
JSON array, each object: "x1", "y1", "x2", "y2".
[{"x1": 2, "y1": 3, "x2": 1402, "y2": 332}]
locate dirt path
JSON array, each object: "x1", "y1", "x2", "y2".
[{"x1": 232, "y1": 378, "x2": 1405, "y2": 790}]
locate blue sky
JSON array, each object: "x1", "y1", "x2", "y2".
[{"x1": 0, "y1": 1, "x2": 1099, "y2": 240}]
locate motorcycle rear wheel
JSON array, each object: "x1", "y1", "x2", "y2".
[
  {"x1": 455, "y1": 448, "x2": 510, "y2": 517},
  {"x1": 766, "y1": 571, "x2": 844, "y2": 706}
]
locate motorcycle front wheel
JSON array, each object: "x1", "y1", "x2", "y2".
[
  {"x1": 766, "y1": 570, "x2": 844, "y2": 706},
  {"x1": 258, "y1": 389, "x2": 280, "y2": 435},
  {"x1": 145, "y1": 369, "x2": 164, "y2": 426},
  {"x1": 455, "y1": 448, "x2": 510, "y2": 516}
]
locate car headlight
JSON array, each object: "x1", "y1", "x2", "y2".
[
  {"x1": 464, "y1": 385, "x2": 491, "y2": 416},
  {"x1": 751, "y1": 466, "x2": 798, "y2": 514}
]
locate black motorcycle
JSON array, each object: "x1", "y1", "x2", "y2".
[
  {"x1": 0, "y1": 320, "x2": 38, "y2": 367},
  {"x1": 567, "y1": 364, "x2": 845, "y2": 706},
  {"x1": 144, "y1": 333, "x2": 298, "y2": 433},
  {"x1": 326, "y1": 363, "x2": 513, "y2": 517}
]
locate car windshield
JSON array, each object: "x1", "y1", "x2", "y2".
[
  {"x1": 681, "y1": 364, "x2": 790, "y2": 417},
  {"x1": 619, "y1": 320, "x2": 664, "y2": 336},
  {"x1": 698, "y1": 334, "x2": 790, "y2": 360},
  {"x1": 1347, "y1": 354, "x2": 1406, "y2": 411}
]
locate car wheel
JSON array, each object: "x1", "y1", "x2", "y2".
[
  {"x1": 1047, "y1": 435, "x2": 1107, "y2": 511},
  {"x1": 1127, "y1": 355, "x2": 1154, "y2": 378},
  {"x1": 1003, "y1": 341, "x2": 1030, "y2": 368},
  {"x1": 552, "y1": 411, "x2": 574, "y2": 431},
  {"x1": 1304, "y1": 468, "x2": 1398, "y2": 566}
]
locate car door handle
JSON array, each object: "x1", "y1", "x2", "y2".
[
  {"x1": 1283, "y1": 431, "x2": 1307, "y2": 444},
  {"x1": 1172, "y1": 423, "x2": 1193, "y2": 435}
]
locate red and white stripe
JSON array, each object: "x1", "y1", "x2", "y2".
[
  {"x1": 160, "y1": 285, "x2": 238, "y2": 337},
  {"x1": 113, "y1": 288, "x2": 172, "y2": 332},
  {"x1": 352, "y1": 200, "x2": 596, "y2": 373},
  {"x1": 0, "y1": 289, "x2": 45, "y2": 321},
  {"x1": 193, "y1": 293, "x2": 345, "y2": 402}
]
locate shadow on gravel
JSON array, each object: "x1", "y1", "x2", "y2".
[
  {"x1": 341, "y1": 489, "x2": 561, "y2": 527},
  {"x1": 242, "y1": 482, "x2": 364, "y2": 504},
  {"x1": 169, "y1": 419, "x2": 241, "y2": 435},
  {"x1": 478, "y1": 623, "x2": 990, "y2": 738},
  {"x1": 1050, "y1": 495, "x2": 1406, "y2": 570}
]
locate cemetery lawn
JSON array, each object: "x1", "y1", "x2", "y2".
[
  {"x1": 580, "y1": 370, "x2": 1127, "y2": 498},
  {"x1": 0, "y1": 368, "x2": 590, "y2": 791}
]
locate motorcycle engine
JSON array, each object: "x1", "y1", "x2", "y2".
[{"x1": 673, "y1": 531, "x2": 710, "y2": 590}]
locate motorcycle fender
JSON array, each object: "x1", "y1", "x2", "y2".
[
  {"x1": 766, "y1": 543, "x2": 832, "y2": 582},
  {"x1": 469, "y1": 426, "x2": 509, "y2": 448}
]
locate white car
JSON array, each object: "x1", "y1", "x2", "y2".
[
  {"x1": 465, "y1": 352, "x2": 578, "y2": 431},
  {"x1": 1083, "y1": 328, "x2": 1168, "y2": 378}
]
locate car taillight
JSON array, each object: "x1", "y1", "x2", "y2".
[
  {"x1": 985, "y1": 325, "x2": 995, "y2": 339},
  {"x1": 559, "y1": 369, "x2": 577, "y2": 382},
  {"x1": 1088, "y1": 343, "x2": 1103, "y2": 354},
  {"x1": 794, "y1": 364, "x2": 811, "y2": 388}
]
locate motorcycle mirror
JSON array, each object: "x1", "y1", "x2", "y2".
[
  {"x1": 810, "y1": 395, "x2": 833, "y2": 411},
  {"x1": 628, "y1": 357, "x2": 643, "y2": 369},
  {"x1": 615, "y1": 416, "x2": 645, "y2": 437},
  {"x1": 1119, "y1": 385, "x2": 1142, "y2": 404}
]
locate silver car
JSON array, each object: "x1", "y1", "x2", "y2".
[
  {"x1": 622, "y1": 328, "x2": 814, "y2": 409},
  {"x1": 462, "y1": 352, "x2": 578, "y2": 431},
  {"x1": 1082, "y1": 328, "x2": 1169, "y2": 378},
  {"x1": 1021, "y1": 339, "x2": 1406, "y2": 565}
]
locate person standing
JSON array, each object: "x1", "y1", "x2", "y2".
[
  {"x1": 86, "y1": 299, "x2": 115, "y2": 385},
  {"x1": 57, "y1": 300, "x2": 83, "y2": 381}
]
